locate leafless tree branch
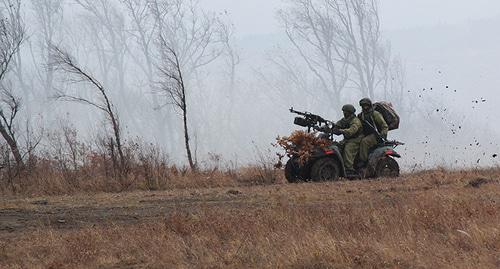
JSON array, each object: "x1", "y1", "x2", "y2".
[
  {"x1": 49, "y1": 44, "x2": 127, "y2": 177},
  {"x1": 0, "y1": 0, "x2": 25, "y2": 169}
]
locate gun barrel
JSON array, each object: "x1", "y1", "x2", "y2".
[
  {"x1": 289, "y1": 107, "x2": 333, "y2": 129},
  {"x1": 290, "y1": 108, "x2": 305, "y2": 115}
]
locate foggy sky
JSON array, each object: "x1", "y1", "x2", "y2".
[{"x1": 200, "y1": 0, "x2": 500, "y2": 34}]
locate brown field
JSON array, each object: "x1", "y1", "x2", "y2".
[{"x1": 0, "y1": 168, "x2": 499, "y2": 269}]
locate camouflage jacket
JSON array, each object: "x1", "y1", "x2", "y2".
[
  {"x1": 358, "y1": 110, "x2": 389, "y2": 137},
  {"x1": 335, "y1": 115, "x2": 363, "y2": 140}
]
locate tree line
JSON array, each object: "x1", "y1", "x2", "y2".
[{"x1": 0, "y1": 0, "x2": 406, "y2": 178}]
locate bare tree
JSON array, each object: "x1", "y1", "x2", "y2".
[
  {"x1": 277, "y1": 0, "x2": 350, "y2": 107},
  {"x1": 74, "y1": 0, "x2": 128, "y2": 101},
  {"x1": 30, "y1": 0, "x2": 65, "y2": 95},
  {"x1": 278, "y1": 0, "x2": 392, "y2": 101},
  {"x1": 325, "y1": 0, "x2": 385, "y2": 98},
  {"x1": 157, "y1": 45, "x2": 196, "y2": 169},
  {"x1": 0, "y1": 86, "x2": 23, "y2": 168},
  {"x1": 0, "y1": 0, "x2": 24, "y2": 82},
  {"x1": 150, "y1": 0, "x2": 227, "y2": 170},
  {"x1": 49, "y1": 45, "x2": 126, "y2": 176},
  {"x1": 0, "y1": 0, "x2": 25, "y2": 169},
  {"x1": 121, "y1": 0, "x2": 156, "y2": 84},
  {"x1": 3, "y1": 0, "x2": 32, "y2": 101}
]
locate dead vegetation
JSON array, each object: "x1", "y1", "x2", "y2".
[
  {"x1": 0, "y1": 130, "x2": 280, "y2": 197},
  {"x1": 0, "y1": 168, "x2": 499, "y2": 268},
  {"x1": 275, "y1": 130, "x2": 333, "y2": 165},
  {"x1": 0, "y1": 153, "x2": 280, "y2": 197}
]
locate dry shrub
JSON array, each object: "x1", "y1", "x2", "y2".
[
  {"x1": 0, "y1": 129, "x2": 282, "y2": 196},
  {"x1": 276, "y1": 130, "x2": 332, "y2": 165},
  {"x1": 0, "y1": 160, "x2": 282, "y2": 196}
]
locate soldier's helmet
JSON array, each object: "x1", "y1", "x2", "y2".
[
  {"x1": 342, "y1": 104, "x2": 356, "y2": 114},
  {"x1": 359, "y1": 98, "x2": 373, "y2": 107}
]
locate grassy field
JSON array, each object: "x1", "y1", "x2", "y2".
[{"x1": 0, "y1": 168, "x2": 499, "y2": 268}]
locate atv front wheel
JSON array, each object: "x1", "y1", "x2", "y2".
[
  {"x1": 285, "y1": 158, "x2": 304, "y2": 183},
  {"x1": 310, "y1": 158, "x2": 340, "y2": 181},
  {"x1": 375, "y1": 157, "x2": 400, "y2": 178}
]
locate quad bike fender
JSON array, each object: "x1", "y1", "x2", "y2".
[
  {"x1": 311, "y1": 145, "x2": 346, "y2": 177},
  {"x1": 365, "y1": 146, "x2": 401, "y2": 178},
  {"x1": 369, "y1": 146, "x2": 401, "y2": 160}
]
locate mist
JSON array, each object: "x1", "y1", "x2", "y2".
[{"x1": 2, "y1": 0, "x2": 499, "y2": 170}]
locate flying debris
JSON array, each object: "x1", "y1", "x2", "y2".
[{"x1": 472, "y1": 98, "x2": 487, "y2": 104}]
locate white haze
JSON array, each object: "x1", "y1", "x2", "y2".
[{"x1": 8, "y1": 0, "x2": 500, "y2": 170}]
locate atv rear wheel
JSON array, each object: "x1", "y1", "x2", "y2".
[
  {"x1": 310, "y1": 158, "x2": 340, "y2": 181},
  {"x1": 285, "y1": 158, "x2": 304, "y2": 183},
  {"x1": 375, "y1": 157, "x2": 400, "y2": 178}
]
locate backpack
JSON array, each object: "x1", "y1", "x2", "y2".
[{"x1": 373, "y1": 102, "x2": 400, "y2": 130}]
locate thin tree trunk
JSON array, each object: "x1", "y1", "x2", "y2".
[
  {"x1": 110, "y1": 114, "x2": 125, "y2": 172},
  {"x1": 0, "y1": 125, "x2": 24, "y2": 169},
  {"x1": 182, "y1": 102, "x2": 195, "y2": 170}
]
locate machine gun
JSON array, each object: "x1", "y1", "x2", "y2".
[{"x1": 290, "y1": 107, "x2": 332, "y2": 133}]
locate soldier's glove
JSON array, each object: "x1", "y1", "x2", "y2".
[{"x1": 331, "y1": 128, "x2": 343, "y2": 136}]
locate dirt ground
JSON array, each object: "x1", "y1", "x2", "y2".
[
  {"x1": 1, "y1": 169, "x2": 498, "y2": 237},
  {"x1": 0, "y1": 170, "x2": 500, "y2": 268},
  {"x1": 0, "y1": 180, "x2": 385, "y2": 236}
]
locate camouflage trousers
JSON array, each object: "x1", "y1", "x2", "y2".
[
  {"x1": 360, "y1": 134, "x2": 379, "y2": 162},
  {"x1": 340, "y1": 137, "x2": 362, "y2": 170}
]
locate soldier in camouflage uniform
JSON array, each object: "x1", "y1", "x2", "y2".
[
  {"x1": 358, "y1": 98, "x2": 389, "y2": 166},
  {"x1": 332, "y1": 104, "x2": 363, "y2": 174}
]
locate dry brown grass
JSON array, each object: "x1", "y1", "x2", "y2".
[
  {"x1": 1, "y1": 127, "x2": 283, "y2": 196},
  {"x1": 0, "y1": 168, "x2": 499, "y2": 268},
  {"x1": 0, "y1": 155, "x2": 280, "y2": 197}
]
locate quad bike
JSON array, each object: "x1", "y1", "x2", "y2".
[{"x1": 284, "y1": 108, "x2": 404, "y2": 183}]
